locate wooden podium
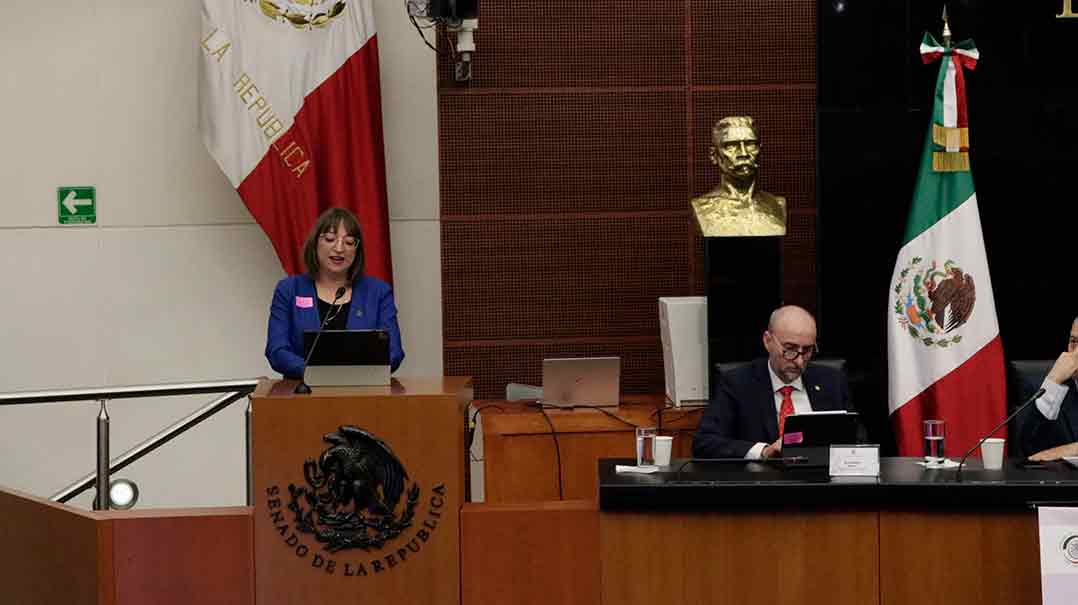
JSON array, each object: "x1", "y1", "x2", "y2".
[
  {"x1": 0, "y1": 488, "x2": 253, "y2": 605},
  {"x1": 251, "y1": 377, "x2": 470, "y2": 605}
]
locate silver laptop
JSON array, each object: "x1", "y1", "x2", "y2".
[
  {"x1": 541, "y1": 357, "x2": 620, "y2": 408},
  {"x1": 303, "y1": 330, "x2": 391, "y2": 387}
]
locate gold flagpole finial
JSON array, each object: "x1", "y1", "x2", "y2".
[{"x1": 941, "y1": 4, "x2": 952, "y2": 49}]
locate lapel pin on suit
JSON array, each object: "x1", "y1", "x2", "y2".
[
  {"x1": 355, "y1": 309, "x2": 364, "y2": 318},
  {"x1": 814, "y1": 385, "x2": 821, "y2": 391}
]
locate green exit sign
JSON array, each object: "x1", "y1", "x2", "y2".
[{"x1": 58, "y1": 186, "x2": 96, "y2": 225}]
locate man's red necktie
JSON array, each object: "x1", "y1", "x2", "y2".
[{"x1": 778, "y1": 385, "x2": 795, "y2": 437}]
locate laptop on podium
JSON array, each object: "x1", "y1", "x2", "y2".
[
  {"x1": 540, "y1": 357, "x2": 620, "y2": 408},
  {"x1": 302, "y1": 329, "x2": 391, "y2": 387}
]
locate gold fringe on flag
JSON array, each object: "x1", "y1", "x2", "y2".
[
  {"x1": 932, "y1": 124, "x2": 969, "y2": 150},
  {"x1": 932, "y1": 151, "x2": 970, "y2": 172}
]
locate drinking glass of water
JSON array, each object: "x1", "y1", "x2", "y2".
[
  {"x1": 923, "y1": 419, "x2": 946, "y2": 466},
  {"x1": 636, "y1": 427, "x2": 657, "y2": 467}
]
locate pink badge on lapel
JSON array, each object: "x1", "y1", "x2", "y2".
[{"x1": 295, "y1": 296, "x2": 314, "y2": 308}]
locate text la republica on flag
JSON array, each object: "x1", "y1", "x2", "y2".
[{"x1": 199, "y1": 0, "x2": 392, "y2": 282}]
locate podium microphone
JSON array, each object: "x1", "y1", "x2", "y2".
[
  {"x1": 956, "y1": 387, "x2": 1046, "y2": 479},
  {"x1": 294, "y1": 287, "x2": 347, "y2": 394}
]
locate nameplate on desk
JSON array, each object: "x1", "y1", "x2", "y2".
[{"x1": 829, "y1": 445, "x2": 880, "y2": 477}]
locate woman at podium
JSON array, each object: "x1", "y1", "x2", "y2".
[{"x1": 265, "y1": 208, "x2": 404, "y2": 377}]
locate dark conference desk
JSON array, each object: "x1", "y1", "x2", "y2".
[{"x1": 598, "y1": 458, "x2": 1078, "y2": 605}]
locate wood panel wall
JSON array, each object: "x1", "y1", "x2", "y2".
[
  {"x1": 439, "y1": 1, "x2": 818, "y2": 398},
  {"x1": 460, "y1": 500, "x2": 599, "y2": 605}
]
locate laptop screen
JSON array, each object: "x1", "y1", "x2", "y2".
[
  {"x1": 541, "y1": 357, "x2": 620, "y2": 407},
  {"x1": 302, "y1": 329, "x2": 389, "y2": 366}
]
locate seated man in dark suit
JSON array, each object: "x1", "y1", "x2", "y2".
[
  {"x1": 693, "y1": 305, "x2": 854, "y2": 459},
  {"x1": 1021, "y1": 317, "x2": 1078, "y2": 461}
]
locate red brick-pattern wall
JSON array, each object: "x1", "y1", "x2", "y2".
[{"x1": 439, "y1": 1, "x2": 817, "y2": 398}]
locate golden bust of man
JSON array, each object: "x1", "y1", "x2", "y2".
[{"x1": 691, "y1": 116, "x2": 786, "y2": 237}]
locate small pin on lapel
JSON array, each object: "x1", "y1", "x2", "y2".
[
  {"x1": 355, "y1": 309, "x2": 364, "y2": 318},
  {"x1": 814, "y1": 385, "x2": 821, "y2": 391}
]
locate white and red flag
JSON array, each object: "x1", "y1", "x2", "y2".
[
  {"x1": 199, "y1": 0, "x2": 391, "y2": 281},
  {"x1": 887, "y1": 33, "x2": 1006, "y2": 457}
]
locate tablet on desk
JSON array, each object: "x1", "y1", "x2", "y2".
[
  {"x1": 782, "y1": 411, "x2": 861, "y2": 465},
  {"x1": 302, "y1": 329, "x2": 390, "y2": 387}
]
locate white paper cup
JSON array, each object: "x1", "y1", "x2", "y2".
[
  {"x1": 653, "y1": 436, "x2": 673, "y2": 467},
  {"x1": 981, "y1": 437, "x2": 1005, "y2": 470}
]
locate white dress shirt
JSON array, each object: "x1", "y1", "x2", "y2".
[
  {"x1": 744, "y1": 365, "x2": 813, "y2": 459},
  {"x1": 1035, "y1": 378, "x2": 1077, "y2": 420}
]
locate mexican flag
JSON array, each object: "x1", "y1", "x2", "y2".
[
  {"x1": 887, "y1": 33, "x2": 1006, "y2": 458},
  {"x1": 199, "y1": 0, "x2": 392, "y2": 282}
]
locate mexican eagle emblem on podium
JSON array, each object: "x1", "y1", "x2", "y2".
[{"x1": 288, "y1": 425, "x2": 421, "y2": 553}]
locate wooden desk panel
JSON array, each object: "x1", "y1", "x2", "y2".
[
  {"x1": 479, "y1": 400, "x2": 702, "y2": 503},
  {"x1": 461, "y1": 500, "x2": 599, "y2": 605},
  {"x1": 599, "y1": 510, "x2": 880, "y2": 605},
  {"x1": 110, "y1": 509, "x2": 253, "y2": 605},
  {"x1": 459, "y1": 504, "x2": 1044, "y2": 605},
  {"x1": 598, "y1": 458, "x2": 1056, "y2": 605},
  {"x1": 0, "y1": 487, "x2": 254, "y2": 605},
  {"x1": 880, "y1": 511, "x2": 1041, "y2": 605},
  {"x1": 0, "y1": 488, "x2": 105, "y2": 605}
]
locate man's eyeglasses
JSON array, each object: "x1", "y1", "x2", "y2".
[
  {"x1": 1069, "y1": 336, "x2": 1078, "y2": 347},
  {"x1": 320, "y1": 233, "x2": 359, "y2": 248},
  {"x1": 779, "y1": 342, "x2": 818, "y2": 361}
]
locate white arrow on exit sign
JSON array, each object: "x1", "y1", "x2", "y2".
[{"x1": 62, "y1": 190, "x2": 92, "y2": 214}]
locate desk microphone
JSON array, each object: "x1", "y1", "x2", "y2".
[
  {"x1": 294, "y1": 287, "x2": 347, "y2": 395},
  {"x1": 956, "y1": 387, "x2": 1045, "y2": 479}
]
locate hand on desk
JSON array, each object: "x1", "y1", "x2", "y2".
[
  {"x1": 761, "y1": 438, "x2": 782, "y2": 459},
  {"x1": 1029, "y1": 442, "x2": 1078, "y2": 461}
]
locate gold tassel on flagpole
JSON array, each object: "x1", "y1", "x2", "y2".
[{"x1": 932, "y1": 151, "x2": 970, "y2": 172}]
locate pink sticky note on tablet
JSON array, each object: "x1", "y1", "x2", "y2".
[
  {"x1": 783, "y1": 431, "x2": 804, "y2": 445},
  {"x1": 295, "y1": 296, "x2": 314, "y2": 308}
]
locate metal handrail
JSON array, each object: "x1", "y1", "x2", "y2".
[
  {"x1": 0, "y1": 379, "x2": 260, "y2": 507},
  {"x1": 0, "y1": 379, "x2": 260, "y2": 405}
]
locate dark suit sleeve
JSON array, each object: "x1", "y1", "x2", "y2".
[
  {"x1": 834, "y1": 370, "x2": 867, "y2": 443},
  {"x1": 692, "y1": 376, "x2": 757, "y2": 459},
  {"x1": 1017, "y1": 385, "x2": 1075, "y2": 457},
  {"x1": 265, "y1": 279, "x2": 305, "y2": 378},
  {"x1": 807, "y1": 366, "x2": 862, "y2": 441},
  {"x1": 839, "y1": 372, "x2": 854, "y2": 412}
]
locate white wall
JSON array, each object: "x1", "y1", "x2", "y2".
[{"x1": 0, "y1": 0, "x2": 441, "y2": 508}]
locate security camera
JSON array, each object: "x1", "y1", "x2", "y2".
[{"x1": 429, "y1": 0, "x2": 478, "y2": 21}]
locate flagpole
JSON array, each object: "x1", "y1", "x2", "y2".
[{"x1": 941, "y1": 5, "x2": 952, "y2": 49}]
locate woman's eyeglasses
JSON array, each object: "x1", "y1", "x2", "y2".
[{"x1": 320, "y1": 233, "x2": 359, "y2": 248}]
